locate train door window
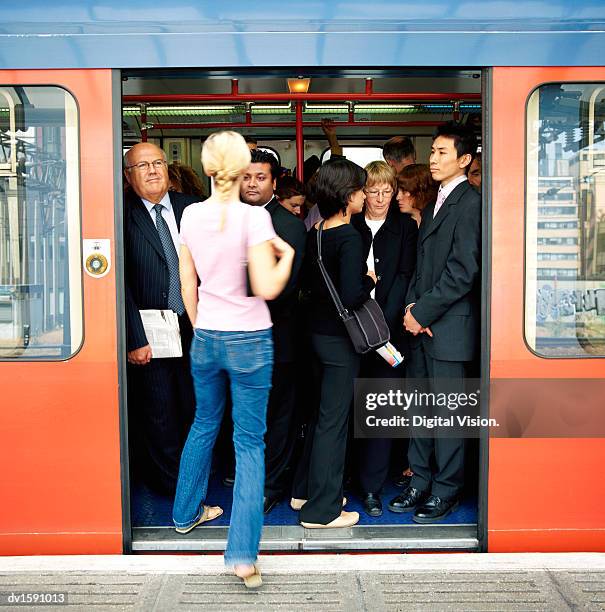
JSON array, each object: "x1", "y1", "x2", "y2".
[
  {"x1": 0, "y1": 86, "x2": 82, "y2": 359},
  {"x1": 526, "y1": 83, "x2": 605, "y2": 357},
  {"x1": 322, "y1": 145, "x2": 384, "y2": 167}
]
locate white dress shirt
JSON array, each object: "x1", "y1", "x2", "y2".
[{"x1": 433, "y1": 174, "x2": 468, "y2": 218}]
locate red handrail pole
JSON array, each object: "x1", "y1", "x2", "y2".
[
  {"x1": 140, "y1": 105, "x2": 147, "y2": 142},
  {"x1": 124, "y1": 92, "x2": 480, "y2": 103},
  {"x1": 231, "y1": 79, "x2": 239, "y2": 96},
  {"x1": 296, "y1": 101, "x2": 304, "y2": 182},
  {"x1": 365, "y1": 78, "x2": 373, "y2": 95},
  {"x1": 144, "y1": 120, "x2": 445, "y2": 130}
]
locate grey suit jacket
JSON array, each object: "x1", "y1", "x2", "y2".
[{"x1": 406, "y1": 180, "x2": 481, "y2": 362}]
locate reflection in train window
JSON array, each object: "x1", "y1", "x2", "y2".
[
  {"x1": 526, "y1": 83, "x2": 605, "y2": 357},
  {"x1": 0, "y1": 86, "x2": 81, "y2": 359}
]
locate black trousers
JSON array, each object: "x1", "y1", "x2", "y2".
[
  {"x1": 407, "y1": 341, "x2": 466, "y2": 499},
  {"x1": 293, "y1": 334, "x2": 360, "y2": 524},
  {"x1": 264, "y1": 361, "x2": 297, "y2": 498},
  {"x1": 128, "y1": 315, "x2": 195, "y2": 495},
  {"x1": 357, "y1": 351, "x2": 402, "y2": 494}
]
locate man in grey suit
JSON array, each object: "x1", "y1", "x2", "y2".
[
  {"x1": 388, "y1": 122, "x2": 480, "y2": 523},
  {"x1": 124, "y1": 142, "x2": 197, "y2": 495}
]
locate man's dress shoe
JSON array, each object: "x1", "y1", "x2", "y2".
[
  {"x1": 412, "y1": 495, "x2": 459, "y2": 524},
  {"x1": 263, "y1": 496, "x2": 280, "y2": 515},
  {"x1": 393, "y1": 474, "x2": 412, "y2": 489},
  {"x1": 362, "y1": 493, "x2": 383, "y2": 517},
  {"x1": 388, "y1": 487, "x2": 427, "y2": 513}
]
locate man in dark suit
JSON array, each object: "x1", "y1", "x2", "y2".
[
  {"x1": 388, "y1": 122, "x2": 480, "y2": 523},
  {"x1": 124, "y1": 142, "x2": 197, "y2": 495},
  {"x1": 241, "y1": 149, "x2": 306, "y2": 514}
]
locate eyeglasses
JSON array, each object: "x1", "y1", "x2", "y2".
[
  {"x1": 365, "y1": 188, "x2": 394, "y2": 198},
  {"x1": 125, "y1": 159, "x2": 167, "y2": 172}
]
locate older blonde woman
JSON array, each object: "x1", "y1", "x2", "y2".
[
  {"x1": 351, "y1": 161, "x2": 418, "y2": 517},
  {"x1": 173, "y1": 131, "x2": 294, "y2": 588}
]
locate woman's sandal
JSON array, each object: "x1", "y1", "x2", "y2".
[
  {"x1": 174, "y1": 505, "x2": 223, "y2": 534},
  {"x1": 235, "y1": 564, "x2": 262, "y2": 589}
]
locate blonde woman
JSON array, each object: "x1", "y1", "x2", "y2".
[{"x1": 173, "y1": 131, "x2": 294, "y2": 588}]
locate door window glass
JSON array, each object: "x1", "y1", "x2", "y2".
[
  {"x1": 0, "y1": 86, "x2": 81, "y2": 359},
  {"x1": 526, "y1": 83, "x2": 605, "y2": 356}
]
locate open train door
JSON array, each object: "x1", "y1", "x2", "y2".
[{"x1": 0, "y1": 70, "x2": 126, "y2": 555}]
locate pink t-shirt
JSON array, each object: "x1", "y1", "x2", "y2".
[{"x1": 180, "y1": 200, "x2": 276, "y2": 331}]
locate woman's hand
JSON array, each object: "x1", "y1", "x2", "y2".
[
  {"x1": 366, "y1": 270, "x2": 377, "y2": 283},
  {"x1": 271, "y1": 236, "x2": 294, "y2": 260}
]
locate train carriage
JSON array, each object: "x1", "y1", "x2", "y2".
[{"x1": 0, "y1": 1, "x2": 604, "y2": 555}]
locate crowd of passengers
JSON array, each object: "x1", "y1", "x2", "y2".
[{"x1": 123, "y1": 121, "x2": 481, "y2": 587}]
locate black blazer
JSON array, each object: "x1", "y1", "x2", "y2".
[
  {"x1": 124, "y1": 190, "x2": 198, "y2": 352},
  {"x1": 406, "y1": 181, "x2": 481, "y2": 362},
  {"x1": 351, "y1": 205, "x2": 418, "y2": 336},
  {"x1": 265, "y1": 197, "x2": 306, "y2": 362}
]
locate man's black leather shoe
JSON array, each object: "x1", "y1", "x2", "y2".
[
  {"x1": 412, "y1": 495, "x2": 459, "y2": 524},
  {"x1": 263, "y1": 496, "x2": 280, "y2": 515},
  {"x1": 388, "y1": 487, "x2": 427, "y2": 513},
  {"x1": 393, "y1": 474, "x2": 412, "y2": 489},
  {"x1": 362, "y1": 493, "x2": 383, "y2": 517}
]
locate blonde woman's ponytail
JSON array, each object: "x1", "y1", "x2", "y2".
[{"x1": 202, "y1": 131, "x2": 251, "y2": 230}]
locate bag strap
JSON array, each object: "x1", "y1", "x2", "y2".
[{"x1": 316, "y1": 221, "x2": 349, "y2": 319}]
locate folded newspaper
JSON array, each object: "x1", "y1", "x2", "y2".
[{"x1": 139, "y1": 309, "x2": 183, "y2": 358}]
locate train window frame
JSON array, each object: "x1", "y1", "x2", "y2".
[
  {"x1": 0, "y1": 84, "x2": 83, "y2": 361},
  {"x1": 524, "y1": 80, "x2": 605, "y2": 359}
]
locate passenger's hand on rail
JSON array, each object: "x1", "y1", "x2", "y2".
[
  {"x1": 271, "y1": 236, "x2": 294, "y2": 261},
  {"x1": 403, "y1": 308, "x2": 423, "y2": 336},
  {"x1": 367, "y1": 270, "x2": 377, "y2": 283},
  {"x1": 128, "y1": 344, "x2": 152, "y2": 365}
]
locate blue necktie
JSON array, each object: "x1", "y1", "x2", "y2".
[{"x1": 153, "y1": 203, "x2": 185, "y2": 315}]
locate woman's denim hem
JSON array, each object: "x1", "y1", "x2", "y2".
[
  {"x1": 172, "y1": 507, "x2": 203, "y2": 529},
  {"x1": 224, "y1": 554, "x2": 258, "y2": 567}
]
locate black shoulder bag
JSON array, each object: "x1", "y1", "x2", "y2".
[{"x1": 316, "y1": 221, "x2": 390, "y2": 354}]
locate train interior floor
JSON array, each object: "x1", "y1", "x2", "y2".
[{"x1": 131, "y1": 473, "x2": 477, "y2": 528}]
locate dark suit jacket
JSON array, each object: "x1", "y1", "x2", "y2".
[
  {"x1": 406, "y1": 180, "x2": 480, "y2": 362},
  {"x1": 351, "y1": 205, "x2": 418, "y2": 337},
  {"x1": 124, "y1": 190, "x2": 198, "y2": 352},
  {"x1": 265, "y1": 197, "x2": 306, "y2": 363}
]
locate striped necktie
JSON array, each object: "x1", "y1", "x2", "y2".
[
  {"x1": 433, "y1": 187, "x2": 447, "y2": 219},
  {"x1": 153, "y1": 203, "x2": 185, "y2": 315}
]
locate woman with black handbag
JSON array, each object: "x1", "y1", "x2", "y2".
[{"x1": 291, "y1": 158, "x2": 376, "y2": 529}]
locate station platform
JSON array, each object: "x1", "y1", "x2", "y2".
[{"x1": 1, "y1": 553, "x2": 604, "y2": 611}]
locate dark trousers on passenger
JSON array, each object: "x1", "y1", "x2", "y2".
[
  {"x1": 407, "y1": 341, "x2": 466, "y2": 500},
  {"x1": 264, "y1": 361, "x2": 297, "y2": 499},
  {"x1": 128, "y1": 315, "x2": 195, "y2": 495},
  {"x1": 357, "y1": 353, "x2": 402, "y2": 495},
  {"x1": 293, "y1": 334, "x2": 360, "y2": 524}
]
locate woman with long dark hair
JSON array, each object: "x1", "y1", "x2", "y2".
[{"x1": 291, "y1": 158, "x2": 375, "y2": 529}]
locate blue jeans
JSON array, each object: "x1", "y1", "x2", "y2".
[{"x1": 173, "y1": 328, "x2": 273, "y2": 566}]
